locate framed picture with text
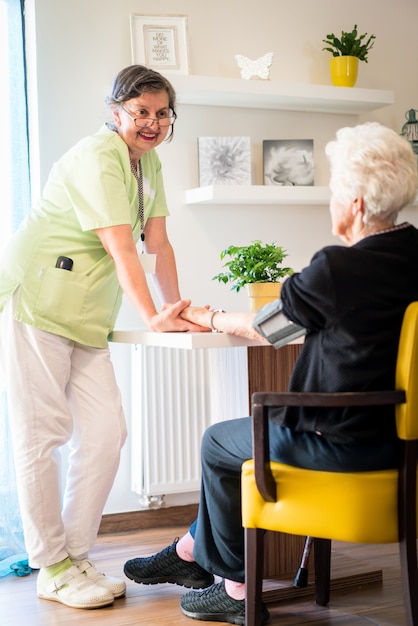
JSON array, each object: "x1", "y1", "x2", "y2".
[{"x1": 130, "y1": 14, "x2": 190, "y2": 75}]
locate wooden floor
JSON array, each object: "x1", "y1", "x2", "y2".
[{"x1": 0, "y1": 524, "x2": 411, "y2": 626}]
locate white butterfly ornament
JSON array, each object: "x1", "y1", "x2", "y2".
[{"x1": 235, "y1": 52, "x2": 274, "y2": 80}]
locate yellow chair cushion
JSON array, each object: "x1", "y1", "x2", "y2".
[{"x1": 241, "y1": 459, "x2": 418, "y2": 544}]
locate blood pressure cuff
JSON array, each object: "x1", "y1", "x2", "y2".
[{"x1": 252, "y1": 299, "x2": 306, "y2": 349}]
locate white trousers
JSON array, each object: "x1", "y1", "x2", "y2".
[{"x1": 0, "y1": 295, "x2": 127, "y2": 568}]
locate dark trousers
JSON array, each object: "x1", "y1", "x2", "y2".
[{"x1": 191, "y1": 416, "x2": 398, "y2": 582}]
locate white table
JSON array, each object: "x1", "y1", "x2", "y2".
[{"x1": 109, "y1": 329, "x2": 265, "y2": 349}]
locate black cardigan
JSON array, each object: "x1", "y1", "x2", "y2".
[{"x1": 270, "y1": 224, "x2": 418, "y2": 444}]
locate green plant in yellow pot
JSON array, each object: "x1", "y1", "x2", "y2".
[
  {"x1": 212, "y1": 240, "x2": 294, "y2": 312},
  {"x1": 322, "y1": 24, "x2": 375, "y2": 87}
]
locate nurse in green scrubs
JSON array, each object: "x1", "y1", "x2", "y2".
[{"x1": 0, "y1": 64, "x2": 203, "y2": 610}]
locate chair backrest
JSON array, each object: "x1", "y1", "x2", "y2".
[{"x1": 396, "y1": 302, "x2": 418, "y2": 440}]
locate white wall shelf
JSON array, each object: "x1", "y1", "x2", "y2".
[
  {"x1": 171, "y1": 74, "x2": 394, "y2": 115},
  {"x1": 185, "y1": 186, "x2": 418, "y2": 207},
  {"x1": 176, "y1": 75, "x2": 395, "y2": 208},
  {"x1": 185, "y1": 185, "x2": 331, "y2": 206}
]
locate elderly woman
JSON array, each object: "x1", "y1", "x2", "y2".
[
  {"x1": 123, "y1": 122, "x2": 418, "y2": 625},
  {"x1": 0, "y1": 65, "x2": 204, "y2": 610}
]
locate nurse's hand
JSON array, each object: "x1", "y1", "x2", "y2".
[{"x1": 150, "y1": 300, "x2": 211, "y2": 333}]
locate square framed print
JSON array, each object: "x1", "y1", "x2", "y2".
[
  {"x1": 130, "y1": 14, "x2": 190, "y2": 74},
  {"x1": 198, "y1": 136, "x2": 252, "y2": 186},
  {"x1": 263, "y1": 139, "x2": 314, "y2": 186}
]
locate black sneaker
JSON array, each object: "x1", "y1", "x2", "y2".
[
  {"x1": 180, "y1": 580, "x2": 270, "y2": 625},
  {"x1": 123, "y1": 538, "x2": 214, "y2": 589}
]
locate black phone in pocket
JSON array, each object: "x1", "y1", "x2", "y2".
[{"x1": 55, "y1": 256, "x2": 73, "y2": 271}]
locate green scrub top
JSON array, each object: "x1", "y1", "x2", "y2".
[{"x1": 0, "y1": 124, "x2": 169, "y2": 348}]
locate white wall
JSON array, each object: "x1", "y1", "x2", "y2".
[{"x1": 26, "y1": 0, "x2": 418, "y2": 513}]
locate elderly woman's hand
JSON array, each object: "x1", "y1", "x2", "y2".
[
  {"x1": 180, "y1": 306, "x2": 214, "y2": 330},
  {"x1": 181, "y1": 306, "x2": 267, "y2": 342}
]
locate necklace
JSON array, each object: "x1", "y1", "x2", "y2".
[
  {"x1": 130, "y1": 159, "x2": 145, "y2": 243},
  {"x1": 366, "y1": 221, "x2": 410, "y2": 238}
]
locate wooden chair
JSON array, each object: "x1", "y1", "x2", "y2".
[{"x1": 241, "y1": 301, "x2": 418, "y2": 626}]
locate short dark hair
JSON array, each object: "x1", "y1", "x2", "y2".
[{"x1": 106, "y1": 65, "x2": 177, "y2": 140}]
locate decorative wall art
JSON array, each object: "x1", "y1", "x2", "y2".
[
  {"x1": 198, "y1": 136, "x2": 252, "y2": 186},
  {"x1": 234, "y1": 52, "x2": 274, "y2": 80},
  {"x1": 130, "y1": 14, "x2": 190, "y2": 74},
  {"x1": 263, "y1": 139, "x2": 314, "y2": 186}
]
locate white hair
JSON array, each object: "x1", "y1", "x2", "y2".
[{"x1": 325, "y1": 122, "x2": 418, "y2": 225}]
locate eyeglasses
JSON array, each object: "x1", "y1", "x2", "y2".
[{"x1": 121, "y1": 106, "x2": 177, "y2": 128}]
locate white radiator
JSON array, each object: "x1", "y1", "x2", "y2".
[{"x1": 130, "y1": 344, "x2": 249, "y2": 507}]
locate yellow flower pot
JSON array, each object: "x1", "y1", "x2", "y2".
[
  {"x1": 245, "y1": 282, "x2": 282, "y2": 313},
  {"x1": 329, "y1": 56, "x2": 359, "y2": 87}
]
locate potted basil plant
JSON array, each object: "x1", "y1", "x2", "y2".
[{"x1": 212, "y1": 240, "x2": 294, "y2": 312}]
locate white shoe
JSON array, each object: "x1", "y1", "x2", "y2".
[
  {"x1": 76, "y1": 559, "x2": 126, "y2": 599},
  {"x1": 37, "y1": 564, "x2": 114, "y2": 609}
]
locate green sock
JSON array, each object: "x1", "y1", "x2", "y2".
[{"x1": 43, "y1": 557, "x2": 73, "y2": 580}]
